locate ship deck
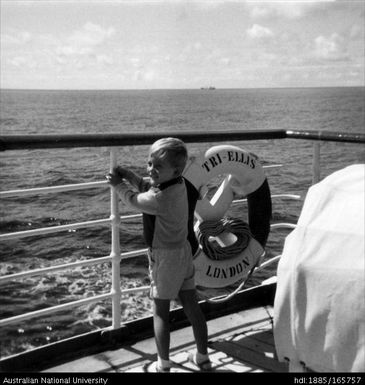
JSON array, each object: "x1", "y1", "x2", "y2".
[{"x1": 43, "y1": 304, "x2": 288, "y2": 374}]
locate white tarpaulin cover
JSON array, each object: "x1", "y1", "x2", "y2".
[{"x1": 274, "y1": 164, "x2": 365, "y2": 372}]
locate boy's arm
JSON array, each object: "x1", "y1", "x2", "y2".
[
  {"x1": 114, "y1": 181, "x2": 158, "y2": 215},
  {"x1": 115, "y1": 166, "x2": 150, "y2": 192}
]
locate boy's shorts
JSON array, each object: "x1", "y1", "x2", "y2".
[{"x1": 147, "y1": 242, "x2": 195, "y2": 300}]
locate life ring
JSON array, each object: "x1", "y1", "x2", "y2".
[{"x1": 183, "y1": 145, "x2": 266, "y2": 289}]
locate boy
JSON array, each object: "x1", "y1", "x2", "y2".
[{"x1": 106, "y1": 138, "x2": 211, "y2": 372}]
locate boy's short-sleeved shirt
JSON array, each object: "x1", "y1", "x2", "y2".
[
  {"x1": 143, "y1": 177, "x2": 199, "y2": 252},
  {"x1": 115, "y1": 176, "x2": 198, "y2": 250},
  {"x1": 145, "y1": 177, "x2": 188, "y2": 249}
]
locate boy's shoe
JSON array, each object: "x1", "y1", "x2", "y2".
[
  {"x1": 143, "y1": 361, "x2": 171, "y2": 373},
  {"x1": 187, "y1": 352, "x2": 212, "y2": 371}
]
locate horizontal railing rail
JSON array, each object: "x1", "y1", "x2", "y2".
[
  {"x1": 0, "y1": 218, "x2": 111, "y2": 241},
  {"x1": 1, "y1": 129, "x2": 363, "y2": 349},
  {"x1": 0, "y1": 255, "x2": 112, "y2": 284},
  {"x1": 285, "y1": 130, "x2": 365, "y2": 143},
  {"x1": 0, "y1": 181, "x2": 107, "y2": 198},
  {"x1": 0, "y1": 293, "x2": 112, "y2": 327},
  {"x1": 0, "y1": 129, "x2": 364, "y2": 151},
  {"x1": 0, "y1": 130, "x2": 287, "y2": 150}
]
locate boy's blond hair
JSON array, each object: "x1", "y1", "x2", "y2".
[{"x1": 150, "y1": 137, "x2": 188, "y2": 175}]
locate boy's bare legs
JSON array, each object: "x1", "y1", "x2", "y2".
[
  {"x1": 179, "y1": 289, "x2": 208, "y2": 354},
  {"x1": 153, "y1": 298, "x2": 171, "y2": 361}
]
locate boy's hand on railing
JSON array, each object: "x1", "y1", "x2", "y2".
[
  {"x1": 105, "y1": 172, "x2": 124, "y2": 187},
  {"x1": 115, "y1": 166, "x2": 129, "y2": 179}
]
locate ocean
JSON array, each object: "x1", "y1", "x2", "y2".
[{"x1": 0, "y1": 87, "x2": 364, "y2": 359}]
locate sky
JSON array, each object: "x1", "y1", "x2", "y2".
[{"x1": 1, "y1": 0, "x2": 364, "y2": 90}]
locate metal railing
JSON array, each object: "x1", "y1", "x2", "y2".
[{"x1": 0, "y1": 129, "x2": 364, "y2": 334}]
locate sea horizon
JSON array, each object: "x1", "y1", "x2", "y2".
[{"x1": 1, "y1": 85, "x2": 364, "y2": 92}]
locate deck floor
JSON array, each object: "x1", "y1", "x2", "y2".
[{"x1": 43, "y1": 305, "x2": 288, "y2": 373}]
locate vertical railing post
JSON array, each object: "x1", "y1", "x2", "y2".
[
  {"x1": 312, "y1": 142, "x2": 321, "y2": 185},
  {"x1": 109, "y1": 148, "x2": 121, "y2": 329}
]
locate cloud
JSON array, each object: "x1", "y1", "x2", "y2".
[
  {"x1": 56, "y1": 46, "x2": 93, "y2": 57},
  {"x1": 247, "y1": 24, "x2": 273, "y2": 39},
  {"x1": 54, "y1": 22, "x2": 116, "y2": 67},
  {"x1": 247, "y1": 0, "x2": 336, "y2": 19},
  {"x1": 96, "y1": 55, "x2": 113, "y2": 66},
  {"x1": 314, "y1": 33, "x2": 349, "y2": 62},
  {"x1": 220, "y1": 57, "x2": 231, "y2": 66},
  {"x1": 9, "y1": 56, "x2": 36, "y2": 69},
  {"x1": 68, "y1": 22, "x2": 115, "y2": 47},
  {"x1": 350, "y1": 24, "x2": 363, "y2": 40},
  {"x1": 1, "y1": 31, "x2": 32, "y2": 46},
  {"x1": 133, "y1": 68, "x2": 157, "y2": 83}
]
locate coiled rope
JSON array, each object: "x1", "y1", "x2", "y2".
[{"x1": 196, "y1": 217, "x2": 252, "y2": 261}]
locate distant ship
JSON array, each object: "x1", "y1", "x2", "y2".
[{"x1": 201, "y1": 86, "x2": 216, "y2": 90}]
